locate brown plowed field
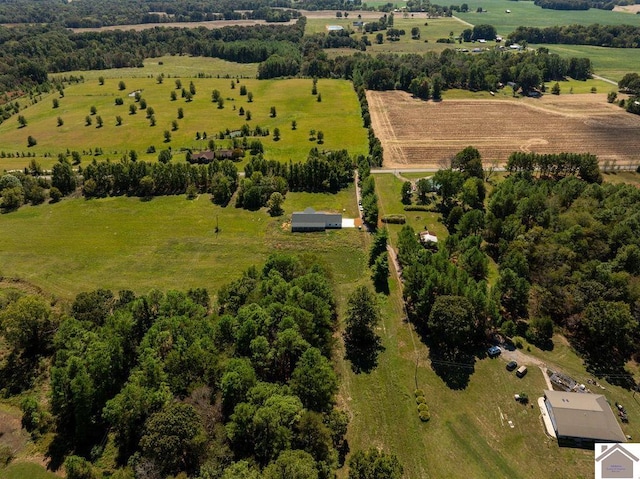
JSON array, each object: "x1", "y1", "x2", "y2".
[{"x1": 367, "y1": 90, "x2": 640, "y2": 168}]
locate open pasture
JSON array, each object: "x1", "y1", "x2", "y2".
[
  {"x1": 0, "y1": 186, "x2": 364, "y2": 301},
  {"x1": 454, "y1": 0, "x2": 640, "y2": 33},
  {"x1": 367, "y1": 90, "x2": 640, "y2": 168},
  {"x1": 0, "y1": 75, "x2": 367, "y2": 170}
]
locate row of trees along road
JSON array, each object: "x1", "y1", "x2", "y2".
[{"x1": 0, "y1": 253, "x2": 402, "y2": 478}]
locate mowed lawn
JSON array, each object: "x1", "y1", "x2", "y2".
[
  {"x1": 0, "y1": 187, "x2": 366, "y2": 301},
  {"x1": 0, "y1": 75, "x2": 368, "y2": 170}
]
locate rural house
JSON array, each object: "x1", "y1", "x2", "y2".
[{"x1": 291, "y1": 207, "x2": 342, "y2": 232}]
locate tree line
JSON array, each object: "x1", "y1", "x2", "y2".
[
  {"x1": 505, "y1": 152, "x2": 602, "y2": 183},
  {"x1": 533, "y1": 0, "x2": 627, "y2": 11},
  {"x1": 509, "y1": 24, "x2": 640, "y2": 48}
]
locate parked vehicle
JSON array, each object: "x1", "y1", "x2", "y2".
[
  {"x1": 506, "y1": 361, "x2": 517, "y2": 371},
  {"x1": 488, "y1": 345, "x2": 501, "y2": 357},
  {"x1": 516, "y1": 365, "x2": 528, "y2": 378}
]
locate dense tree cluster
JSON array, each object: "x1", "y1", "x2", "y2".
[
  {"x1": 80, "y1": 157, "x2": 238, "y2": 203},
  {"x1": 509, "y1": 24, "x2": 640, "y2": 48},
  {"x1": 485, "y1": 167, "x2": 640, "y2": 378},
  {"x1": 505, "y1": 152, "x2": 603, "y2": 184},
  {"x1": 0, "y1": 254, "x2": 361, "y2": 477}
]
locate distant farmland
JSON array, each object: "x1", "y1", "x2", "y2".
[{"x1": 368, "y1": 90, "x2": 640, "y2": 168}]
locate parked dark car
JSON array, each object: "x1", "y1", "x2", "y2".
[{"x1": 506, "y1": 361, "x2": 517, "y2": 371}]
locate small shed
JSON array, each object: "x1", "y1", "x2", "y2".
[
  {"x1": 419, "y1": 230, "x2": 438, "y2": 245},
  {"x1": 326, "y1": 25, "x2": 344, "y2": 32},
  {"x1": 291, "y1": 207, "x2": 342, "y2": 232}
]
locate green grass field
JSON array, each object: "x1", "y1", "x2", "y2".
[
  {"x1": 0, "y1": 69, "x2": 367, "y2": 171},
  {"x1": 454, "y1": 0, "x2": 640, "y2": 33},
  {"x1": 0, "y1": 462, "x2": 59, "y2": 479},
  {"x1": 540, "y1": 44, "x2": 638, "y2": 82},
  {"x1": 0, "y1": 187, "x2": 365, "y2": 301}
]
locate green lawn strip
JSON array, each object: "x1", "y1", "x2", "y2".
[
  {"x1": 0, "y1": 187, "x2": 365, "y2": 301},
  {"x1": 0, "y1": 462, "x2": 59, "y2": 479},
  {"x1": 0, "y1": 77, "x2": 367, "y2": 171}
]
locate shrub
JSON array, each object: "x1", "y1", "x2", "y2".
[
  {"x1": 403, "y1": 205, "x2": 432, "y2": 211},
  {"x1": 0, "y1": 444, "x2": 14, "y2": 467},
  {"x1": 49, "y1": 186, "x2": 62, "y2": 203},
  {"x1": 417, "y1": 403, "x2": 429, "y2": 412},
  {"x1": 186, "y1": 184, "x2": 198, "y2": 200},
  {"x1": 513, "y1": 336, "x2": 524, "y2": 349},
  {"x1": 415, "y1": 395, "x2": 426, "y2": 404},
  {"x1": 381, "y1": 214, "x2": 406, "y2": 224},
  {"x1": 414, "y1": 389, "x2": 424, "y2": 397},
  {"x1": 419, "y1": 410, "x2": 431, "y2": 421}
]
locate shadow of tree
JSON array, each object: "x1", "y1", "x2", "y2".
[
  {"x1": 345, "y1": 342, "x2": 385, "y2": 374},
  {"x1": 428, "y1": 346, "x2": 475, "y2": 390},
  {"x1": 0, "y1": 352, "x2": 41, "y2": 396}
]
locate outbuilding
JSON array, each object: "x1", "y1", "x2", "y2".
[
  {"x1": 291, "y1": 207, "x2": 342, "y2": 232},
  {"x1": 543, "y1": 390, "x2": 626, "y2": 447}
]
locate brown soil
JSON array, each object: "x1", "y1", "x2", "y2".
[{"x1": 367, "y1": 90, "x2": 640, "y2": 168}]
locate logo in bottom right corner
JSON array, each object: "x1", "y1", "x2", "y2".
[{"x1": 595, "y1": 443, "x2": 640, "y2": 479}]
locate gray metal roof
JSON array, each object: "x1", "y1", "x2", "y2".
[{"x1": 544, "y1": 390, "x2": 626, "y2": 442}]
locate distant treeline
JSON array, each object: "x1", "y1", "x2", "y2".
[
  {"x1": 0, "y1": 0, "x2": 299, "y2": 27},
  {"x1": 533, "y1": 0, "x2": 627, "y2": 10},
  {"x1": 0, "y1": 21, "x2": 304, "y2": 91},
  {"x1": 509, "y1": 24, "x2": 640, "y2": 48}
]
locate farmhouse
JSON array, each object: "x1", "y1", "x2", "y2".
[
  {"x1": 543, "y1": 390, "x2": 626, "y2": 447},
  {"x1": 191, "y1": 150, "x2": 215, "y2": 163},
  {"x1": 291, "y1": 207, "x2": 342, "y2": 232}
]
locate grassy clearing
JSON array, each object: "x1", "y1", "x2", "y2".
[
  {"x1": 0, "y1": 187, "x2": 365, "y2": 302},
  {"x1": 51, "y1": 55, "x2": 259, "y2": 81},
  {"x1": 0, "y1": 75, "x2": 367, "y2": 171},
  {"x1": 0, "y1": 462, "x2": 59, "y2": 479}
]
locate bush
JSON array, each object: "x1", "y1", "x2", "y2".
[
  {"x1": 419, "y1": 410, "x2": 431, "y2": 421},
  {"x1": 381, "y1": 214, "x2": 406, "y2": 224},
  {"x1": 415, "y1": 395, "x2": 426, "y2": 404},
  {"x1": 186, "y1": 184, "x2": 198, "y2": 200},
  {"x1": 403, "y1": 205, "x2": 432, "y2": 211},
  {"x1": 49, "y1": 186, "x2": 62, "y2": 203},
  {"x1": 417, "y1": 403, "x2": 428, "y2": 412},
  {"x1": 0, "y1": 444, "x2": 13, "y2": 467},
  {"x1": 513, "y1": 336, "x2": 524, "y2": 349},
  {"x1": 414, "y1": 388, "x2": 424, "y2": 397}
]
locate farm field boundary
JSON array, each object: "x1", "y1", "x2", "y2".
[{"x1": 367, "y1": 90, "x2": 640, "y2": 168}]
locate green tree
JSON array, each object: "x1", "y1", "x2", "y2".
[
  {"x1": 551, "y1": 82, "x2": 561, "y2": 95},
  {"x1": 64, "y1": 455, "x2": 99, "y2": 479},
  {"x1": 129, "y1": 104, "x2": 137, "y2": 115},
  {"x1": 427, "y1": 295, "x2": 478, "y2": 356},
  {"x1": 273, "y1": 127, "x2": 281, "y2": 141},
  {"x1": 0, "y1": 295, "x2": 56, "y2": 356},
  {"x1": 177, "y1": 107, "x2": 184, "y2": 119},
  {"x1": 175, "y1": 79, "x2": 182, "y2": 90},
  {"x1": 118, "y1": 80, "x2": 126, "y2": 91},
  {"x1": 171, "y1": 119, "x2": 179, "y2": 131},
  {"x1": 343, "y1": 286, "x2": 383, "y2": 373},
  {"x1": 53, "y1": 98, "x2": 59, "y2": 108},
  {"x1": 52, "y1": 157, "x2": 76, "y2": 195},
  {"x1": 371, "y1": 253, "x2": 389, "y2": 294},
  {"x1": 98, "y1": 76, "x2": 104, "y2": 85},
  {"x1": 163, "y1": 130, "x2": 171, "y2": 142},
  {"x1": 85, "y1": 115, "x2": 92, "y2": 126},
  {"x1": 27, "y1": 135, "x2": 37, "y2": 147},
  {"x1": 90, "y1": 105, "x2": 97, "y2": 115},
  {"x1": 57, "y1": 116, "x2": 64, "y2": 127},
  {"x1": 217, "y1": 97, "x2": 224, "y2": 109},
  {"x1": 316, "y1": 131, "x2": 324, "y2": 144},
  {"x1": 158, "y1": 149, "x2": 172, "y2": 163},
  {"x1": 96, "y1": 116, "x2": 103, "y2": 128},
  {"x1": 248, "y1": 92, "x2": 254, "y2": 102},
  {"x1": 170, "y1": 90, "x2": 177, "y2": 101},
  {"x1": 452, "y1": 146, "x2": 483, "y2": 179},
  {"x1": 526, "y1": 316, "x2": 554, "y2": 347},
  {"x1": 138, "y1": 175, "x2": 155, "y2": 199},
  {"x1": 139, "y1": 402, "x2": 207, "y2": 477},
  {"x1": 17, "y1": 115, "x2": 27, "y2": 127},
  {"x1": 518, "y1": 64, "x2": 542, "y2": 93},
  {"x1": 1, "y1": 185, "x2": 24, "y2": 211},
  {"x1": 116, "y1": 115, "x2": 122, "y2": 126},
  {"x1": 263, "y1": 450, "x2": 319, "y2": 479},
  {"x1": 369, "y1": 228, "x2": 389, "y2": 266},
  {"x1": 292, "y1": 120, "x2": 297, "y2": 130},
  {"x1": 401, "y1": 181, "x2": 412, "y2": 204},
  {"x1": 270, "y1": 106, "x2": 277, "y2": 117},
  {"x1": 267, "y1": 192, "x2": 284, "y2": 216},
  {"x1": 189, "y1": 81, "x2": 196, "y2": 95},
  {"x1": 348, "y1": 449, "x2": 403, "y2": 479},
  {"x1": 291, "y1": 347, "x2": 337, "y2": 412},
  {"x1": 582, "y1": 301, "x2": 638, "y2": 367}
]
